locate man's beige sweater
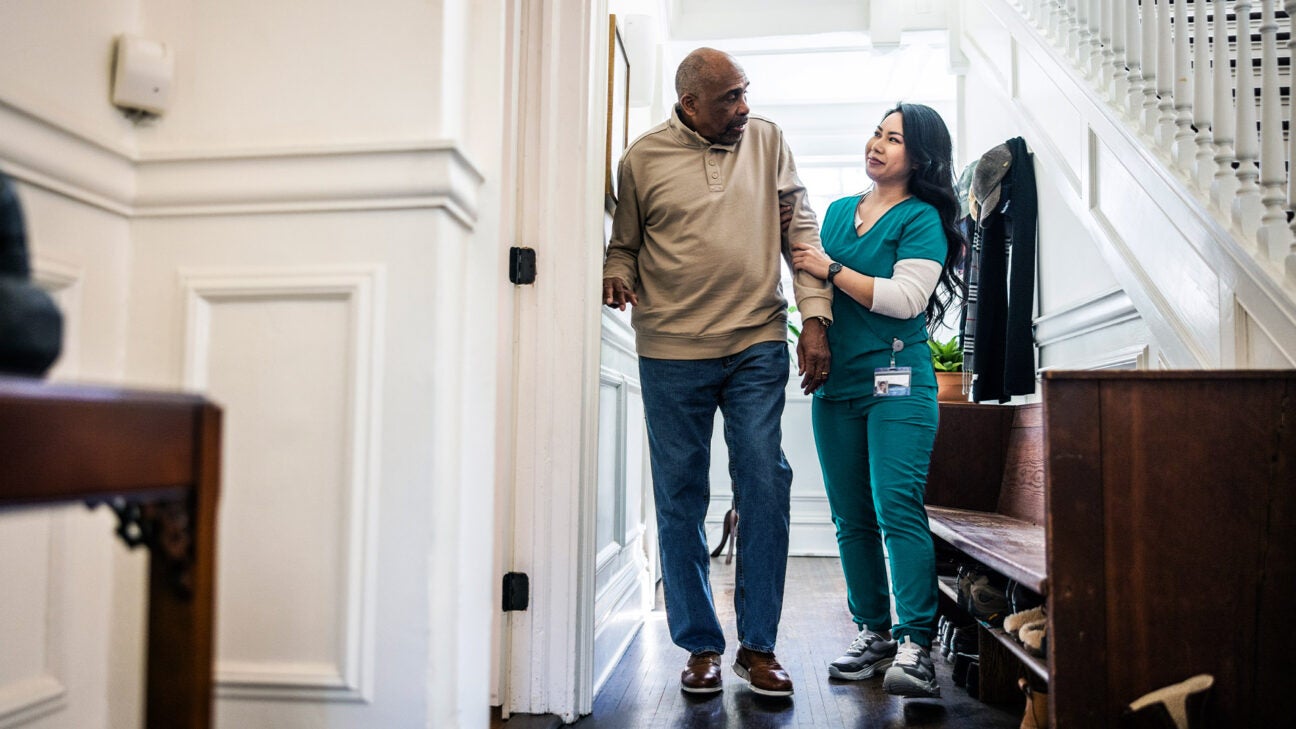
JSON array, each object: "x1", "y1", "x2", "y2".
[{"x1": 604, "y1": 110, "x2": 832, "y2": 360}]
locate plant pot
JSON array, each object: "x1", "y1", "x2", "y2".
[{"x1": 936, "y1": 371, "x2": 965, "y2": 402}]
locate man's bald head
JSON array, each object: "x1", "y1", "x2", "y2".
[{"x1": 675, "y1": 48, "x2": 745, "y2": 99}]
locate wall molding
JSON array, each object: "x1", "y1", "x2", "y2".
[
  {"x1": 0, "y1": 676, "x2": 67, "y2": 729},
  {"x1": 182, "y1": 266, "x2": 384, "y2": 704},
  {"x1": 0, "y1": 99, "x2": 484, "y2": 227},
  {"x1": 1033, "y1": 288, "x2": 1140, "y2": 348},
  {"x1": 134, "y1": 142, "x2": 484, "y2": 227}
]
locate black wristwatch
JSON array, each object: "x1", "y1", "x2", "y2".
[{"x1": 826, "y1": 261, "x2": 843, "y2": 285}]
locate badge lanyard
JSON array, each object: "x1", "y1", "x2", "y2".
[{"x1": 873, "y1": 337, "x2": 912, "y2": 397}]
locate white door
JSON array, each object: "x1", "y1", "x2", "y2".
[{"x1": 592, "y1": 311, "x2": 653, "y2": 693}]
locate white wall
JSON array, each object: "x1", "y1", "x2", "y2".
[
  {"x1": 135, "y1": 0, "x2": 445, "y2": 154},
  {"x1": 0, "y1": 1, "x2": 508, "y2": 728}
]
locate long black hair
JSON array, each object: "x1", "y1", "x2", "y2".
[{"x1": 883, "y1": 102, "x2": 966, "y2": 328}]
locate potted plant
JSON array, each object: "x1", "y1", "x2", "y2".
[{"x1": 929, "y1": 335, "x2": 965, "y2": 402}]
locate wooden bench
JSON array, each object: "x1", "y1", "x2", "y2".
[
  {"x1": 0, "y1": 376, "x2": 222, "y2": 729},
  {"x1": 926, "y1": 401, "x2": 1049, "y2": 690},
  {"x1": 925, "y1": 370, "x2": 1296, "y2": 728}
]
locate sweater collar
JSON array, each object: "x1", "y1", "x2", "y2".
[{"x1": 669, "y1": 106, "x2": 739, "y2": 151}]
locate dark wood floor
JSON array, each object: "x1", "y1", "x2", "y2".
[{"x1": 496, "y1": 557, "x2": 1025, "y2": 728}]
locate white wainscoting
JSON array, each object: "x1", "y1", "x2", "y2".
[
  {"x1": 182, "y1": 267, "x2": 384, "y2": 703},
  {"x1": 0, "y1": 512, "x2": 66, "y2": 729}
]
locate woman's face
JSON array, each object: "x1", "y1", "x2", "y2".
[{"x1": 864, "y1": 112, "x2": 911, "y2": 186}]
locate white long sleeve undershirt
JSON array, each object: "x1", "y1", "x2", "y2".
[{"x1": 870, "y1": 258, "x2": 942, "y2": 319}]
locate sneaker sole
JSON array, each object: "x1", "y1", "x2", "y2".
[
  {"x1": 882, "y1": 671, "x2": 940, "y2": 698},
  {"x1": 827, "y1": 657, "x2": 893, "y2": 681},
  {"x1": 732, "y1": 663, "x2": 793, "y2": 697}
]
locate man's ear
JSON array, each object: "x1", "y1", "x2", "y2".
[{"x1": 678, "y1": 94, "x2": 697, "y2": 120}]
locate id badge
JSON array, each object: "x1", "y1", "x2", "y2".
[{"x1": 873, "y1": 366, "x2": 912, "y2": 397}]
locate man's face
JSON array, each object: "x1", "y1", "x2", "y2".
[{"x1": 681, "y1": 60, "x2": 750, "y2": 145}]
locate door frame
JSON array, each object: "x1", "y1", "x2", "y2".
[{"x1": 500, "y1": 0, "x2": 609, "y2": 722}]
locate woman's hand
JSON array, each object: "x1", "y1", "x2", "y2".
[{"x1": 791, "y1": 241, "x2": 833, "y2": 280}]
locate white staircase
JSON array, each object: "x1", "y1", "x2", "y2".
[{"x1": 961, "y1": 0, "x2": 1296, "y2": 369}]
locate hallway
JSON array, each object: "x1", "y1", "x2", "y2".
[{"x1": 531, "y1": 557, "x2": 1023, "y2": 728}]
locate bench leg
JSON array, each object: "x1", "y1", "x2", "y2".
[{"x1": 976, "y1": 625, "x2": 1024, "y2": 705}]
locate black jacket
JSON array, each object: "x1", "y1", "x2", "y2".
[{"x1": 964, "y1": 137, "x2": 1037, "y2": 403}]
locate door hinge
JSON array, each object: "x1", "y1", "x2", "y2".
[
  {"x1": 509, "y1": 246, "x2": 536, "y2": 285},
  {"x1": 502, "y1": 572, "x2": 529, "y2": 611}
]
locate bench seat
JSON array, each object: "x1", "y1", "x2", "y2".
[{"x1": 927, "y1": 505, "x2": 1047, "y2": 594}]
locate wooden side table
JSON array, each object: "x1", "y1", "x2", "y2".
[{"x1": 0, "y1": 376, "x2": 222, "y2": 729}]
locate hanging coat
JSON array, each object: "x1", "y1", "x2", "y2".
[{"x1": 963, "y1": 137, "x2": 1037, "y2": 403}]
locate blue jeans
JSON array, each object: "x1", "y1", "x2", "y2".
[{"x1": 639, "y1": 340, "x2": 793, "y2": 655}]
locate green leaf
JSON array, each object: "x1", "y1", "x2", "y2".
[{"x1": 928, "y1": 335, "x2": 963, "y2": 372}]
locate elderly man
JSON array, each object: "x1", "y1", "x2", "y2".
[{"x1": 602, "y1": 47, "x2": 832, "y2": 698}]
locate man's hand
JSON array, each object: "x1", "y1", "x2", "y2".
[
  {"x1": 797, "y1": 317, "x2": 832, "y2": 395},
  {"x1": 603, "y1": 277, "x2": 639, "y2": 310}
]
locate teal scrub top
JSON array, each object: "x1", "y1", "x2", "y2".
[{"x1": 816, "y1": 194, "x2": 947, "y2": 401}]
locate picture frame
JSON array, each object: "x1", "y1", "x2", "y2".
[{"x1": 606, "y1": 15, "x2": 630, "y2": 209}]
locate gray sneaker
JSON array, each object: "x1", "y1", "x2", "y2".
[
  {"x1": 882, "y1": 637, "x2": 941, "y2": 698},
  {"x1": 828, "y1": 627, "x2": 896, "y2": 680}
]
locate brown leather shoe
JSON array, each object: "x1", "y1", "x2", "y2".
[
  {"x1": 734, "y1": 647, "x2": 793, "y2": 697},
  {"x1": 680, "y1": 651, "x2": 722, "y2": 694}
]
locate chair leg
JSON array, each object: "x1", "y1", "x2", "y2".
[
  {"x1": 709, "y1": 507, "x2": 739, "y2": 565},
  {"x1": 710, "y1": 507, "x2": 735, "y2": 558},
  {"x1": 724, "y1": 508, "x2": 738, "y2": 565}
]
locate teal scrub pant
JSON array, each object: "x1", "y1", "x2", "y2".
[{"x1": 811, "y1": 389, "x2": 939, "y2": 647}]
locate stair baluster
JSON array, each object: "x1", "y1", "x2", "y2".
[
  {"x1": 1285, "y1": 0, "x2": 1296, "y2": 281},
  {"x1": 1098, "y1": 0, "x2": 1116, "y2": 99},
  {"x1": 1111, "y1": 0, "x2": 1130, "y2": 103},
  {"x1": 1233, "y1": 0, "x2": 1264, "y2": 236},
  {"x1": 1127, "y1": 0, "x2": 1146, "y2": 119},
  {"x1": 1066, "y1": 0, "x2": 1082, "y2": 63},
  {"x1": 1212, "y1": 0, "x2": 1242, "y2": 211},
  {"x1": 1173, "y1": 0, "x2": 1198, "y2": 170},
  {"x1": 1158, "y1": 0, "x2": 1180, "y2": 145},
  {"x1": 1143, "y1": 0, "x2": 1163, "y2": 134},
  {"x1": 1194, "y1": 0, "x2": 1219, "y2": 190},
  {"x1": 1258, "y1": 0, "x2": 1293, "y2": 259},
  {"x1": 1090, "y1": 0, "x2": 1106, "y2": 81}
]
